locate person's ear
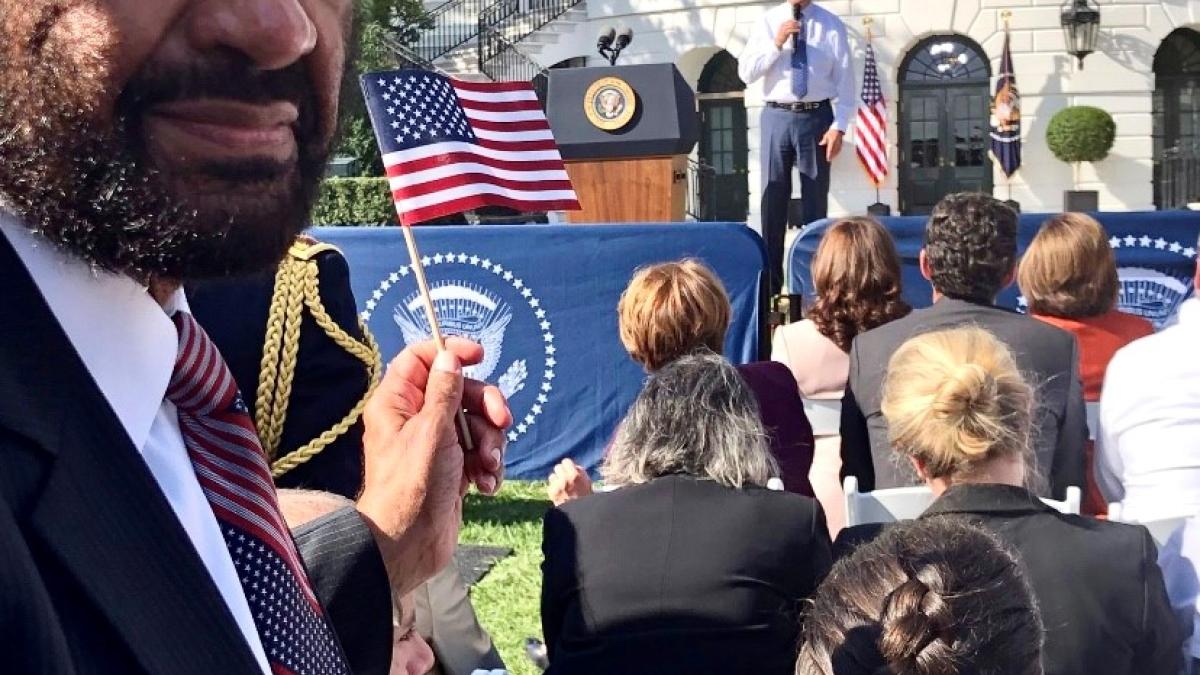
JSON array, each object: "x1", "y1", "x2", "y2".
[
  {"x1": 910, "y1": 456, "x2": 928, "y2": 480},
  {"x1": 918, "y1": 248, "x2": 933, "y2": 282},
  {"x1": 1000, "y1": 262, "x2": 1017, "y2": 291}
]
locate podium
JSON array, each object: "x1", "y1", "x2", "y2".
[{"x1": 546, "y1": 64, "x2": 699, "y2": 223}]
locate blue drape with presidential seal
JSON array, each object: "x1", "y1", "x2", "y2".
[
  {"x1": 314, "y1": 223, "x2": 764, "y2": 480},
  {"x1": 788, "y1": 211, "x2": 1199, "y2": 329}
]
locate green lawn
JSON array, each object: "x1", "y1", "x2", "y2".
[{"x1": 460, "y1": 481, "x2": 551, "y2": 675}]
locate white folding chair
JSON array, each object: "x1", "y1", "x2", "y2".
[
  {"x1": 1107, "y1": 501, "x2": 1193, "y2": 548},
  {"x1": 843, "y1": 476, "x2": 935, "y2": 526},
  {"x1": 1041, "y1": 486, "x2": 1082, "y2": 515},
  {"x1": 803, "y1": 398, "x2": 842, "y2": 437},
  {"x1": 1085, "y1": 402, "x2": 1100, "y2": 442}
]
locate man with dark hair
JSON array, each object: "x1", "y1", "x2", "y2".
[
  {"x1": 0, "y1": 2, "x2": 510, "y2": 674},
  {"x1": 839, "y1": 193, "x2": 1087, "y2": 499},
  {"x1": 922, "y1": 194, "x2": 1020, "y2": 303}
]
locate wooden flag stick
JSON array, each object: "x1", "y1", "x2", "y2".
[{"x1": 399, "y1": 220, "x2": 476, "y2": 451}]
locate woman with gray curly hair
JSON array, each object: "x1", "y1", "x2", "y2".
[{"x1": 540, "y1": 352, "x2": 832, "y2": 675}]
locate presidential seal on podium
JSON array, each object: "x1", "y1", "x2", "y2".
[{"x1": 584, "y1": 76, "x2": 636, "y2": 131}]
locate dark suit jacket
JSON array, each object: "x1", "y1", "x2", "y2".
[
  {"x1": 541, "y1": 474, "x2": 832, "y2": 675},
  {"x1": 840, "y1": 297, "x2": 1087, "y2": 498},
  {"x1": 835, "y1": 484, "x2": 1184, "y2": 675},
  {"x1": 737, "y1": 361, "x2": 815, "y2": 496},
  {"x1": 188, "y1": 248, "x2": 370, "y2": 500},
  {"x1": 0, "y1": 234, "x2": 392, "y2": 674}
]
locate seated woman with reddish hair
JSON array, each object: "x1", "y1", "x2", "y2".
[
  {"x1": 1017, "y1": 213, "x2": 1153, "y2": 513},
  {"x1": 547, "y1": 259, "x2": 815, "y2": 502},
  {"x1": 1018, "y1": 213, "x2": 1152, "y2": 399}
]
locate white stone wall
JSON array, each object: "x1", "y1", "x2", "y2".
[{"x1": 529, "y1": 0, "x2": 1200, "y2": 230}]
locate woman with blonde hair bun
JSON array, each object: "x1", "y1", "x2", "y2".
[
  {"x1": 881, "y1": 327, "x2": 1033, "y2": 488},
  {"x1": 835, "y1": 326, "x2": 1183, "y2": 675}
]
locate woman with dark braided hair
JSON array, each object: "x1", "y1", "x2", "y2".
[
  {"x1": 798, "y1": 517, "x2": 1042, "y2": 675},
  {"x1": 835, "y1": 326, "x2": 1184, "y2": 675}
]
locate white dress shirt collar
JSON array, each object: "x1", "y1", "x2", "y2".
[{"x1": 0, "y1": 210, "x2": 182, "y2": 453}]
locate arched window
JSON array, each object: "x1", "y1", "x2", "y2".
[
  {"x1": 900, "y1": 36, "x2": 990, "y2": 83},
  {"x1": 1153, "y1": 28, "x2": 1200, "y2": 208},
  {"x1": 897, "y1": 36, "x2": 992, "y2": 215},
  {"x1": 698, "y1": 51, "x2": 745, "y2": 94},
  {"x1": 693, "y1": 50, "x2": 748, "y2": 222}
]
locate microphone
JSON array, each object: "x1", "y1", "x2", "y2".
[
  {"x1": 614, "y1": 28, "x2": 633, "y2": 51},
  {"x1": 792, "y1": 3, "x2": 802, "y2": 50},
  {"x1": 597, "y1": 26, "x2": 616, "y2": 50}
]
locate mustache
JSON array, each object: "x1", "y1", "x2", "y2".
[{"x1": 117, "y1": 51, "x2": 321, "y2": 146}]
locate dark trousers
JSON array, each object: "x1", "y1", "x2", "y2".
[{"x1": 760, "y1": 103, "x2": 833, "y2": 298}]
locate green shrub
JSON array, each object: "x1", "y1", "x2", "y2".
[
  {"x1": 1045, "y1": 106, "x2": 1117, "y2": 164},
  {"x1": 310, "y1": 177, "x2": 395, "y2": 226}
]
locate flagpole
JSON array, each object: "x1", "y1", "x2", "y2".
[
  {"x1": 867, "y1": 18, "x2": 876, "y2": 207},
  {"x1": 863, "y1": 16, "x2": 886, "y2": 214},
  {"x1": 398, "y1": 215, "x2": 476, "y2": 451},
  {"x1": 999, "y1": 10, "x2": 1020, "y2": 212},
  {"x1": 1004, "y1": 8, "x2": 1012, "y2": 208}
]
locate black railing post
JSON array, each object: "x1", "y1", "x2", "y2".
[{"x1": 686, "y1": 159, "x2": 720, "y2": 221}]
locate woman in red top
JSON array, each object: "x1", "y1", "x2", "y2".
[{"x1": 1018, "y1": 213, "x2": 1153, "y2": 512}]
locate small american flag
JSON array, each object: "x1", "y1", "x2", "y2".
[
  {"x1": 360, "y1": 70, "x2": 580, "y2": 225},
  {"x1": 855, "y1": 41, "x2": 889, "y2": 187}
]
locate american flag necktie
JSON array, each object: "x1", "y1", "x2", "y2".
[{"x1": 167, "y1": 311, "x2": 351, "y2": 675}]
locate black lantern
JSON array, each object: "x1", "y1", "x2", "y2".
[{"x1": 1060, "y1": 0, "x2": 1101, "y2": 69}]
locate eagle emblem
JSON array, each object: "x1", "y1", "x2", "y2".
[
  {"x1": 1118, "y1": 267, "x2": 1194, "y2": 329},
  {"x1": 393, "y1": 281, "x2": 528, "y2": 397}
]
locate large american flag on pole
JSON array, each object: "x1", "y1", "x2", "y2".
[
  {"x1": 360, "y1": 70, "x2": 580, "y2": 225},
  {"x1": 855, "y1": 40, "x2": 888, "y2": 187}
]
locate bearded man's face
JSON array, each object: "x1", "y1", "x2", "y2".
[{"x1": 0, "y1": 0, "x2": 353, "y2": 282}]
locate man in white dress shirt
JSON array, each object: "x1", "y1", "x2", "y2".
[
  {"x1": 0, "y1": 1, "x2": 509, "y2": 674},
  {"x1": 1098, "y1": 236, "x2": 1200, "y2": 521},
  {"x1": 738, "y1": 0, "x2": 855, "y2": 298}
]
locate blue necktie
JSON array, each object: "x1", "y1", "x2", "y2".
[{"x1": 791, "y1": 13, "x2": 808, "y2": 99}]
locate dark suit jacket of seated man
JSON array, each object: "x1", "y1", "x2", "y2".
[{"x1": 839, "y1": 194, "x2": 1088, "y2": 499}]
